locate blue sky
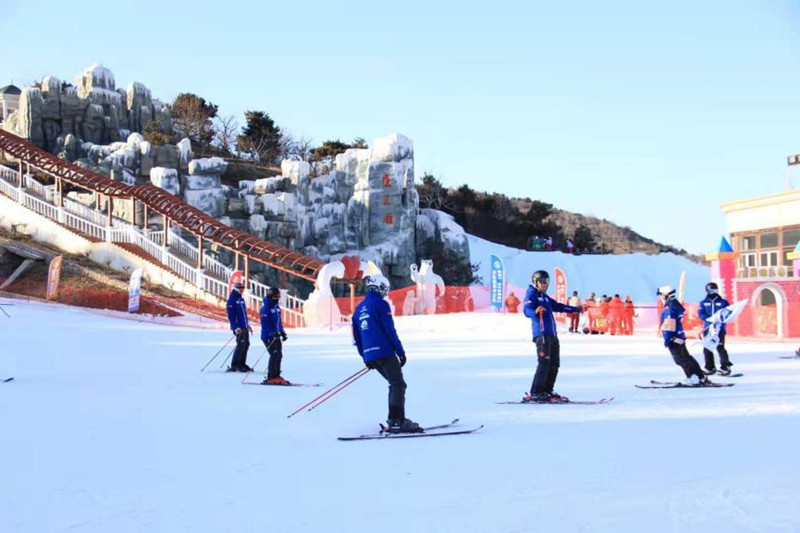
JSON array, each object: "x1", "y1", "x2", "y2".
[{"x1": 3, "y1": 0, "x2": 800, "y2": 254}]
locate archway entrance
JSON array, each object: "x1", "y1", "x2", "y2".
[{"x1": 752, "y1": 285, "x2": 783, "y2": 338}]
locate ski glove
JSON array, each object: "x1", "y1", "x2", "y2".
[
  {"x1": 365, "y1": 361, "x2": 378, "y2": 370},
  {"x1": 671, "y1": 338, "x2": 685, "y2": 345},
  {"x1": 234, "y1": 328, "x2": 243, "y2": 336},
  {"x1": 280, "y1": 332, "x2": 288, "y2": 342},
  {"x1": 398, "y1": 353, "x2": 407, "y2": 367}
]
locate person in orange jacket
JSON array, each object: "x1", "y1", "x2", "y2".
[
  {"x1": 608, "y1": 294, "x2": 624, "y2": 335},
  {"x1": 505, "y1": 291, "x2": 521, "y2": 313},
  {"x1": 622, "y1": 295, "x2": 636, "y2": 335}
]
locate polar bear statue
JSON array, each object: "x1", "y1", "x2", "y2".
[{"x1": 408, "y1": 260, "x2": 445, "y2": 315}]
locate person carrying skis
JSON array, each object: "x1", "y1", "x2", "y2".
[
  {"x1": 657, "y1": 285, "x2": 708, "y2": 385},
  {"x1": 260, "y1": 287, "x2": 290, "y2": 385},
  {"x1": 352, "y1": 275, "x2": 420, "y2": 433},
  {"x1": 697, "y1": 282, "x2": 734, "y2": 376},
  {"x1": 226, "y1": 282, "x2": 252, "y2": 372},
  {"x1": 522, "y1": 270, "x2": 583, "y2": 403}
]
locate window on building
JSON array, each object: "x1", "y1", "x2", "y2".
[
  {"x1": 784, "y1": 228, "x2": 800, "y2": 249},
  {"x1": 741, "y1": 254, "x2": 756, "y2": 268},
  {"x1": 742, "y1": 236, "x2": 756, "y2": 250},
  {"x1": 784, "y1": 250, "x2": 794, "y2": 266},
  {"x1": 760, "y1": 232, "x2": 778, "y2": 248},
  {"x1": 759, "y1": 290, "x2": 776, "y2": 306}
]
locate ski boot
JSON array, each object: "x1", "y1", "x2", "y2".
[
  {"x1": 385, "y1": 418, "x2": 423, "y2": 433},
  {"x1": 549, "y1": 392, "x2": 570, "y2": 403},
  {"x1": 717, "y1": 368, "x2": 731, "y2": 376},
  {"x1": 522, "y1": 393, "x2": 551, "y2": 403},
  {"x1": 704, "y1": 368, "x2": 717, "y2": 376},
  {"x1": 262, "y1": 376, "x2": 292, "y2": 385}
]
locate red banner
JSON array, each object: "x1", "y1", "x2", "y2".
[
  {"x1": 554, "y1": 267, "x2": 567, "y2": 324},
  {"x1": 46, "y1": 255, "x2": 63, "y2": 301},
  {"x1": 228, "y1": 270, "x2": 244, "y2": 293}
]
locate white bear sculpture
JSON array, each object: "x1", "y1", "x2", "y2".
[{"x1": 408, "y1": 260, "x2": 445, "y2": 315}]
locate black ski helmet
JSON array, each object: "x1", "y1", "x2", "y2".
[
  {"x1": 267, "y1": 286, "x2": 281, "y2": 301},
  {"x1": 705, "y1": 282, "x2": 719, "y2": 294},
  {"x1": 532, "y1": 270, "x2": 550, "y2": 285}
]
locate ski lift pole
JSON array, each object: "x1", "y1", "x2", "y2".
[
  {"x1": 287, "y1": 367, "x2": 370, "y2": 418},
  {"x1": 200, "y1": 335, "x2": 234, "y2": 372}
]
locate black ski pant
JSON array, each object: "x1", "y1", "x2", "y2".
[
  {"x1": 703, "y1": 332, "x2": 731, "y2": 371},
  {"x1": 530, "y1": 336, "x2": 560, "y2": 395},
  {"x1": 667, "y1": 341, "x2": 704, "y2": 379},
  {"x1": 264, "y1": 336, "x2": 283, "y2": 379},
  {"x1": 372, "y1": 356, "x2": 407, "y2": 422},
  {"x1": 231, "y1": 329, "x2": 250, "y2": 369}
]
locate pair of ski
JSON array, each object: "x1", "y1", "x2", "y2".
[
  {"x1": 636, "y1": 380, "x2": 735, "y2": 389},
  {"x1": 2, "y1": 377, "x2": 13, "y2": 383},
  {"x1": 496, "y1": 397, "x2": 614, "y2": 405},
  {"x1": 338, "y1": 418, "x2": 484, "y2": 441}
]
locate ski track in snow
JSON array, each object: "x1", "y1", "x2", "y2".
[{"x1": 1, "y1": 301, "x2": 799, "y2": 533}]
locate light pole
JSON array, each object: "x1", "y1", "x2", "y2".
[{"x1": 786, "y1": 154, "x2": 800, "y2": 189}]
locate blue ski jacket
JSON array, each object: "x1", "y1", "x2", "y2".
[
  {"x1": 352, "y1": 291, "x2": 405, "y2": 363},
  {"x1": 660, "y1": 299, "x2": 687, "y2": 347},
  {"x1": 523, "y1": 285, "x2": 580, "y2": 339},
  {"x1": 260, "y1": 298, "x2": 285, "y2": 341},
  {"x1": 698, "y1": 295, "x2": 730, "y2": 335},
  {"x1": 226, "y1": 290, "x2": 249, "y2": 331}
]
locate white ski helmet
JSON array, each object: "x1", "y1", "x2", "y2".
[
  {"x1": 363, "y1": 274, "x2": 390, "y2": 297},
  {"x1": 656, "y1": 285, "x2": 676, "y2": 301}
]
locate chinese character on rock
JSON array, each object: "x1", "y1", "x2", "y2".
[
  {"x1": 384, "y1": 214, "x2": 393, "y2": 225},
  {"x1": 382, "y1": 174, "x2": 391, "y2": 188}
]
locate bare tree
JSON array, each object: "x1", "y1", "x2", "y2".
[
  {"x1": 280, "y1": 131, "x2": 314, "y2": 162},
  {"x1": 213, "y1": 114, "x2": 239, "y2": 155}
]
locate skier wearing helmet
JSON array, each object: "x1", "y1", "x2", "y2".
[
  {"x1": 522, "y1": 270, "x2": 583, "y2": 403},
  {"x1": 352, "y1": 274, "x2": 420, "y2": 433},
  {"x1": 697, "y1": 282, "x2": 734, "y2": 376},
  {"x1": 260, "y1": 286, "x2": 290, "y2": 385}
]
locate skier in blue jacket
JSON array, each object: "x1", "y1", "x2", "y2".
[
  {"x1": 352, "y1": 275, "x2": 420, "y2": 433},
  {"x1": 522, "y1": 270, "x2": 582, "y2": 403},
  {"x1": 260, "y1": 286, "x2": 290, "y2": 385},
  {"x1": 697, "y1": 282, "x2": 733, "y2": 376},
  {"x1": 226, "y1": 282, "x2": 252, "y2": 372},
  {"x1": 657, "y1": 285, "x2": 708, "y2": 385}
]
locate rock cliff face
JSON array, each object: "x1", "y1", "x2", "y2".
[
  {"x1": 2, "y1": 61, "x2": 470, "y2": 288},
  {"x1": 2, "y1": 64, "x2": 171, "y2": 153}
]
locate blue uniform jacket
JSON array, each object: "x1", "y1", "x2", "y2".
[
  {"x1": 660, "y1": 299, "x2": 687, "y2": 347},
  {"x1": 523, "y1": 285, "x2": 580, "y2": 339},
  {"x1": 260, "y1": 298, "x2": 285, "y2": 341},
  {"x1": 698, "y1": 295, "x2": 730, "y2": 335},
  {"x1": 351, "y1": 291, "x2": 405, "y2": 363},
  {"x1": 226, "y1": 290, "x2": 249, "y2": 331}
]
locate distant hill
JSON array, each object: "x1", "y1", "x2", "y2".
[{"x1": 417, "y1": 175, "x2": 703, "y2": 264}]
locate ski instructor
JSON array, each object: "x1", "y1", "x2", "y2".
[
  {"x1": 352, "y1": 274, "x2": 421, "y2": 433},
  {"x1": 657, "y1": 285, "x2": 709, "y2": 385},
  {"x1": 522, "y1": 270, "x2": 583, "y2": 403}
]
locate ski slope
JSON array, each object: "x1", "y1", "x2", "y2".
[
  {"x1": 2, "y1": 299, "x2": 799, "y2": 533},
  {"x1": 468, "y1": 234, "x2": 711, "y2": 303}
]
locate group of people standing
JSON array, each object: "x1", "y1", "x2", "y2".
[
  {"x1": 567, "y1": 292, "x2": 636, "y2": 335},
  {"x1": 223, "y1": 269, "x2": 737, "y2": 434},
  {"x1": 225, "y1": 282, "x2": 290, "y2": 385}
]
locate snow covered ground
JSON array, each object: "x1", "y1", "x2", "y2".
[
  {"x1": 2, "y1": 299, "x2": 799, "y2": 533},
  {"x1": 468, "y1": 234, "x2": 711, "y2": 304}
]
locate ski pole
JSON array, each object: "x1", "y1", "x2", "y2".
[
  {"x1": 305, "y1": 368, "x2": 370, "y2": 413},
  {"x1": 200, "y1": 335, "x2": 234, "y2": 372},
  {"x1": 287, "y1": 367, "x2": 370, "y2": 418},
  {"x1": 241, "y1": 337, "x2": 275, "y2": 384},
  {"x1": 219, "y1": 348, "x2": 235, "y2": 370}
]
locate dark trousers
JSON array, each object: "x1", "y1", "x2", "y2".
[
  {"x1": 530, "y1": 336, "x2": 560, "y2": 395},
  {"x1": 703, "y1": 332, "x2": 731, "y2": 371},
  {"x1": 231, "y1": 329, "x2": 250, "y2": 369},
  {"x1": 372, "y1": 356, "x2": 407, "y2": 422},
  {"x1": 264, "y1": 336, "x2": 283, "y2": 379},
  {"x1": 667, "y1": 342, "x2": 704, "y2": 379}
]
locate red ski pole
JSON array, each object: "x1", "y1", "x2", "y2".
[
  {"x1": 306, "y1": 368, "x2": 371, "y2": 413},
  {"x1": 286, "y1": 367, "x2": 370, "y2": 418}
]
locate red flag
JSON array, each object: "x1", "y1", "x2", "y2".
[
  {"x1": 554, "y1": 267, "x2": 567, "y2": 324},
  {"x1": 228, "y1": 270, "x2": 244, "y2": 293},
  {"x1": 46, "y1": 256, "x2": 63, "y2": 301}
]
